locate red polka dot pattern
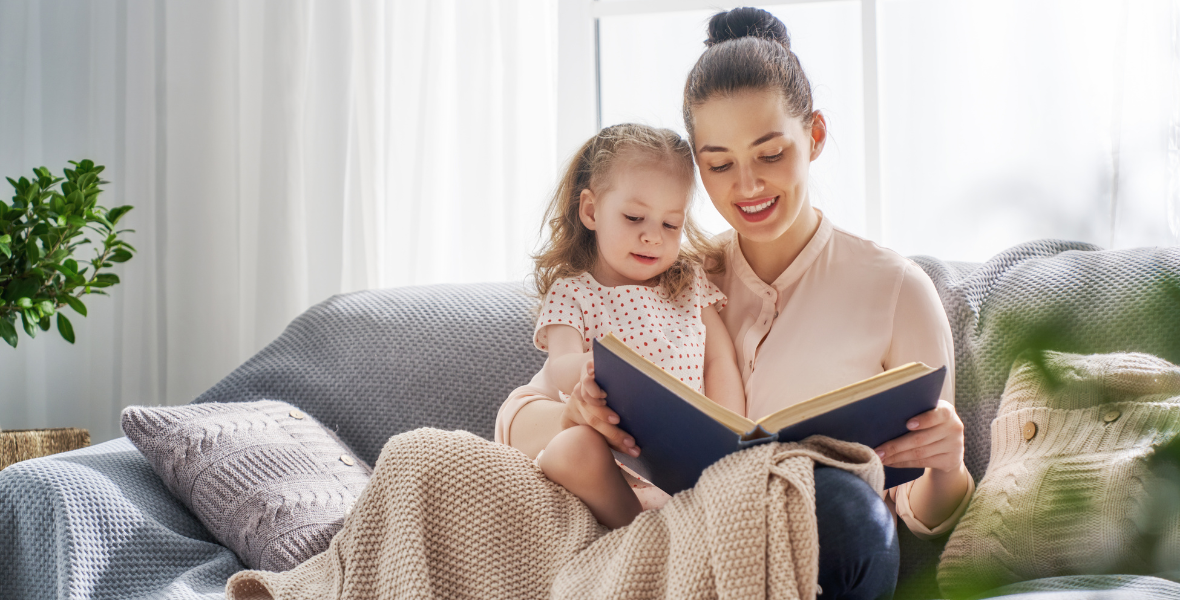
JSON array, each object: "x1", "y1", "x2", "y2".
[{"x1": 534, "y1": 268, "x2": 727, "y2": 394}]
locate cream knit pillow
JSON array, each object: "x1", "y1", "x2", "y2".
[
  {"x1": 122, "y1": 400, "x2": 372, "y2": 572},
  {"x1": 938, "y1": 351, "x2": 1180, "y2": 598}
]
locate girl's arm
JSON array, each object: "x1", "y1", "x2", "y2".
[
  {"x1": 701, "y1": 305, "x2": 746, "y2": 416},
  {"x1": 539, "y1": 324, "x2": 593, "y2": 394}
]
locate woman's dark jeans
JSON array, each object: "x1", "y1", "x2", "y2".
[{"x1": 814, "y1": 466, "x2": 900, "y2": 600}]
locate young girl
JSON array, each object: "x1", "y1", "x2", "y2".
[{"x1": 527, "y1": 123, "x2": 745, "y2": 529}]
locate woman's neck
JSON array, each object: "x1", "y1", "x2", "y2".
[{"x1": 738, "y1": 207, "x2": 822, "y2": 285}]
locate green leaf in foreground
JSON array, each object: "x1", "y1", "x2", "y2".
[
  {"x1": 0, "y1": 318, "x2": 17, "y2": 347},
  {"x1": 62, "y1": 294, "x2": 87, "y2": 317},
  {"x1": 56, "y1": 313, "x2": 75, "y2": 344},
  {"x1": 20, "y1": 310, "x2": 36, "y2": 338}
]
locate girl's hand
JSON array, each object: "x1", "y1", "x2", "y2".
[
  {"x1": 560, "y1": 359, "x2": 640, "y2": 457},
  {"x1": 874, "y1": 399, "x2": 964, "y2": 473}
]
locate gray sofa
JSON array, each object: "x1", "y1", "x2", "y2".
[{"x1": 3, "y1": 240, "x2": 1180, "y2": 600}]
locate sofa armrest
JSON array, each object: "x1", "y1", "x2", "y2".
[{"x1": 0, "y1": 437, "x2": 243, "y2": 599}]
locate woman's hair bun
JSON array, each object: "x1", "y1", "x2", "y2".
[{"x1": 705, "y1": 7, "x2": 790, "y2": 49}]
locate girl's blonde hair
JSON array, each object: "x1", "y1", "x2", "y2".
[{"x1": 532, "y1": 123, "x2": 718, "y2": 300}]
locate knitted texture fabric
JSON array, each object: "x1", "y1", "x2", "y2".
[
  {"x1": 913, "y1": 242, "x2": 1180, "y2": 484},
  {"x1": 121, "y1": 401, "x2": 373, "y2": 572},
  {"x1": 191, "y1": 283, "x2": 547, "y2": 467},
  {"x1": 4, "y1": 252, "x2": 1180, "y2": 600},
  {"x1": 0, "y1": 437, "x2": 245, "y2": 600},
  {"x1": 898, "y1": 242, "x2": 1180, "y2": 599},
  {"x1": 937, "y1": 351, "x2": 1180, "y2": 598},
  {"x1": 224, "y1": 428, "x2": 884, "y2": 600}
]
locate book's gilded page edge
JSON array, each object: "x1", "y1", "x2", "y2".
[
  {"x1": 754, "y1": 362, "x2": 935, "y2": 432},
  {"x1": 600, "y1": 333, "x2": 754, "y2": 434}
]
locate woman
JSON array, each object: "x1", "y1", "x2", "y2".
[{"x1": 497, "y1": 7, "x2": 973, "y2": 599}]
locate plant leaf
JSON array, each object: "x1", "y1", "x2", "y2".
[
  {"x1": 0, "y1": 317, "x2": 16, "y2": 347},
  {"x1": 109, "y1": 249, "x2": 133, "y2": 263},
  {"x1": 95, "y1": 273, "x2": 120, "y2": 285},
  {"x1": 107, "y1": 205, "x2": 133, "y2": 224},
  {"x1": 3, "y1": 277, "x2": 41, "y2": 302},
  {"x1": 62, "y1": 294, "x2": 87, "y2": 317},
  {"x1": 20, "y1": 310, "x2": 36, "y2": 338},
  {"x1": 37, "y1": 299, "x2": 54, "y2": 315},
  {"x1": 56, "y1": 313, "x2": 75, "y2": 344}
]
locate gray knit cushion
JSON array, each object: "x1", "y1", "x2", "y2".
[
  {"x1": 121, "y1": 400, "x2": 372, "y2": 572},
  {"x1": 915, "y1": 242, "x2": 1180, "y2": 483},
  {"x1": 898, "y1": 242, "x2": 1180, "y2": 599},
  {"x1": 190, "y1": 283, "x2": 547, "y2": 467},
  {"x1": 938, "y1": 351, "x2": 1180, "y2": 598}
]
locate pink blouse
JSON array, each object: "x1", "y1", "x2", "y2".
[{"x1": 708, "y1": 212, "x2": 971, "y2": 538}]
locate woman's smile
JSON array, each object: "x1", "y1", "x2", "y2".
[{"x1": 736, "y1": 196, "x2": 778, "y2": 222}]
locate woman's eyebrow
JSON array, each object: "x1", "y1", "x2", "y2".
[{"x1": 697, "y1": 131, "x2": 784, "y2": 154}]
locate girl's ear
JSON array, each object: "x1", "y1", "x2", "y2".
[
  {"x1": 809, "y1": 110, "x2": 828, "y2": 161},
  {"x1": 578, "y1": 188, "x2": 598, "y2": 231}
]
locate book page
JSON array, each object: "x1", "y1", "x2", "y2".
[{"x1": 754, "y1": 362, "x2": 934, "y2": 432}]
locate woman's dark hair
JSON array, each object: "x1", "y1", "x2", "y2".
[{"x1": 682, "y1": 7, "x2": 814, "y2": 141}]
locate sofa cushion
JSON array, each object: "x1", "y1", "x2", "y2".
[
  {"x1": 914, "y1": 242, "x2": 1180, "y2": 483},
  {"x1": 190, "y1": 283, "x2": 547, "y2": 468},
  {"x1": 122, "y1": 400, "x2": 372, "y2": 572},
  {"x1": 937, "y1": 351, "x2": 1180, "y2": 598}
]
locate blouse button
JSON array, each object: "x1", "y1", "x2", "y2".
[
  {"x1": 1022, "y1": 421, "x2": 1037, "y2": 441},
  {"x1": 289, "y1": 409, "x2": 305, "y2": 420},
  {"x1": 340, "y1": 455, "x2": 356, "y2": 466},
  {"x1": 1103, "y1": 410, "x2": 1121, "y2": 423}
]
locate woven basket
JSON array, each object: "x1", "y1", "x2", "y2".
[{"x1": 0, "y1": 428, "x2": 90, "y2": 470}]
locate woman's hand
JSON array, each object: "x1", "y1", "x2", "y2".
[
  {"x1": 875, "y1": 399, "x2": 964, "y2": 473},
  {"x1": 560, "y1": 359, "x2": 640, "y2": 457}
]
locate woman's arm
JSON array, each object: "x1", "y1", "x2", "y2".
[
  {"x1": 701, "y1": 305, "x2": 746, "y2": 416},
  {"x1": 877, "y1": 402, "x2": 972, "y2": 528},
  {"x1": 875, "y1": 262, "x2": 973, "y2": 534}
]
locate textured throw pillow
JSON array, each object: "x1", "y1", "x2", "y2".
[
  {"x1": 938, "y1": 351, "x2": 1180, "y2": 598},
  {"x1": 121, "y1": 400, "x2": 372, "y2": 571}
]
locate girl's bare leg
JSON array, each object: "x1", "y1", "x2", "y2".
[{"x1": 538, "y1": 425, "x2": 643, "y2": 529}]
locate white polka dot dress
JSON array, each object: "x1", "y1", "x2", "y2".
[{"x1": 534, "y1": 267, "x2": 726, "y2": 394}]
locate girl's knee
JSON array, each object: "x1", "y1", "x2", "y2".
[{"x1": 539, "y1": 425, "x2": 612, "y2": 477}]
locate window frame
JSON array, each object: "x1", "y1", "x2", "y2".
[{"x1": 556, "y1": 0, "x2": 884, "y2": 242}]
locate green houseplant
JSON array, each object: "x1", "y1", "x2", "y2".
[{"x1": 0, "y1": 160, "x2": 135, "y2": 348}]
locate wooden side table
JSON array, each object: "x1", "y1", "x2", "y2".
[{"x1": 0, "y1": 428, "x2": 90, "y2": 470}]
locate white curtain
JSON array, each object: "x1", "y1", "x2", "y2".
[{"x1": 0, "y1": 0, "x2": 558, "y2": 443}]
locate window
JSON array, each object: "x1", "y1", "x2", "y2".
[{"x1": 559, "y1": 0, "x2": 1180, "y2": 261}]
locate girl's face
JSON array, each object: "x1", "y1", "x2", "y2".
[
  {"x1": 579, "y1": 159, "x2": 692, "y2": 287},
  {"x1": 691, "y1": 88, "x2": 826, "y2": 244}
]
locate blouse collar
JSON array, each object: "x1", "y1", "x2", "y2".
[{"x1": 725, "y1": 209, "x2": 834, "y2": 295}]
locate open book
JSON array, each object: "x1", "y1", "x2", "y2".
[{"x1": 593, "y1": 332, "x2": 946, "y2": 496}]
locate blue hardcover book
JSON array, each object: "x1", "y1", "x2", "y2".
[{"x1": 593, "y1": 333, "x2": 946, "y2": 496}]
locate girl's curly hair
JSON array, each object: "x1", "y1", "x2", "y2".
[{"x1": 532, "y1": 123, "x2": 721, "y2": 301}]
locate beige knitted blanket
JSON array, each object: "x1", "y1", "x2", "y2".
[{"x1": 226, "y1": 428, "x2": 884, "y2": 600}]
